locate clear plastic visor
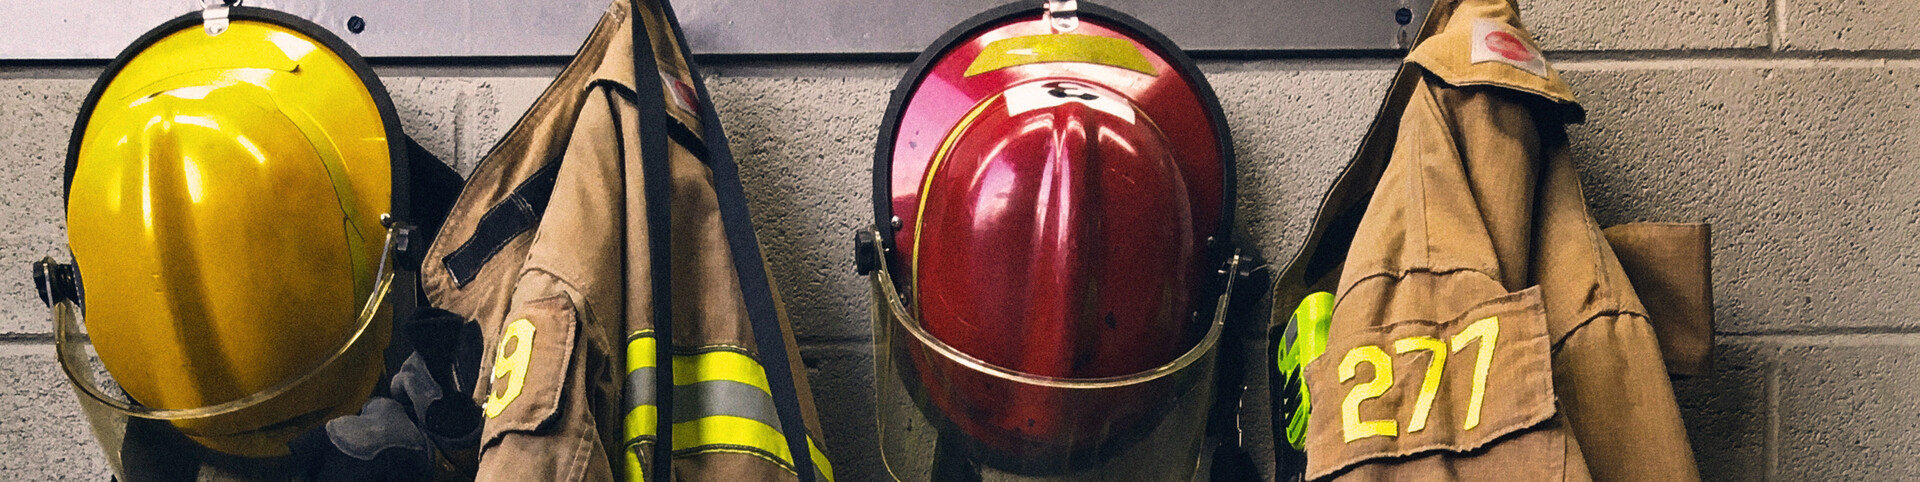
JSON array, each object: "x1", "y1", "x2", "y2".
[
  {"x1": 46, "y1": 225, "x2": 405, "y2": 478},
  {"x1": 865, "y1": 228, "x2": 1233, "y2": 481}
]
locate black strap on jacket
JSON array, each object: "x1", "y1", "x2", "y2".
[
  {"x1": 438, "y1": 157, "x2": 564, "y2": 287},
  {"x1": 628, "y1": 4, "x2": 678, "y2": 479},
  {"x1": 656, "y1": 1, "x2": 819, "y2": 480}
]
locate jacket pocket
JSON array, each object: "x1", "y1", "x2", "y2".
[
  {"x1": 478, "y1": 295, "x2": 580, "y2": 446},
  {"x1": 1304, "y1": 288, "x2": 1569, "y2": 480},
  {"x1": 1603, "y1": 222, "x2": 1713, "y2": 377}
]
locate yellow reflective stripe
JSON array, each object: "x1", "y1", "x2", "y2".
[
  {"x1": 624, "y1": 447, "x2": 645, "y2": 482},
  {"x1": 625, "y1": 404, "x2": 658, "y2": 445},
  {"x1": 671, "y1": 415, "x2": 793, "y2": 464},
  {"x1": 628, "y1": 333, "x2": 657, "y2": 372},
  {"x1": 628, "y1": 334, "x2": 771, "y2": 395},
  {"x1": 808, "y1": 437, "x2": 835, "y2": 482},
  {"x1": 628, "y1": 405, "x2": 833, "y2": 481},
  {"x1": 624, "y1": 332, "x2": 835, "y2": 480},
  {"x1": 672, "y1": 350, "x2": 773, "y2": 395}
]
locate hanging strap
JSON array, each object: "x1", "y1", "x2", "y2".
[
  {"x1": 627, "y1": 3, "x2": 677, "y2": 479},
  {"x1": 655, "y1": 1, "x2": 820, "y2": 480}
]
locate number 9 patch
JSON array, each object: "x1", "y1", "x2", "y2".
[
  {"x1": 484, "y1": 318, "x2": 538, "y2": 418},
  {"x1": 475, "y1": 295, "x2": 579, "y2": 445},
  {"x1": 1304, "y1": 288, "x2": 1558, "y2": 479}
]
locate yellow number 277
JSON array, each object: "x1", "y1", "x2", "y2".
[{"x1": 1338, "y1": 316, "x2": 1499, "y2": 443}]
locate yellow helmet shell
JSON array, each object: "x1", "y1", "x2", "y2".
[{"x1": 65, "y1": 10, "x2": 400, "y2": 456}]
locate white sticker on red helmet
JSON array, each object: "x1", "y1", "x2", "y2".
[
  {"x1": 1469, "y1": 19, "x2": 1549, "y2": 79},
  {"x1": 1004, "y1": 80, "x2": 1136, "y2": 123}
]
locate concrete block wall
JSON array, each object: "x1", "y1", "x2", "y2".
[{"x1": 2, "y1": 0, "x2": 1915, "y2": 479}]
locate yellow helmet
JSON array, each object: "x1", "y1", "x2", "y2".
[{"x1": 46, "y1": 5, "x2": 411, "y2": 462}]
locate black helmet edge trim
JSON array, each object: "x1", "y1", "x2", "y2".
[
  {"x1": 870, "y1": 0, "x2": 1236, "y2": 258},
  {"x1": 64, "y1": 6, "x2": 411, "y2": 224}
]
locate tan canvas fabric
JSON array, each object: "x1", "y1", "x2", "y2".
[
  {"x1": 417, "y1": 1, "x2": 828, "y2": 480},
  {"x1": 1275, "y1": 0, "x2": 1703, "y2": 480},
  {"x1": 1603, "y1": 223, "x2": 1715, "y2": 377}
]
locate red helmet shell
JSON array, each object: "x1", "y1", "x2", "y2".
[
  {"x1": 876, "y1": 7, "x2": 1231, "y2": 468},
  {"x1": 913, "y1": 79, "x2": 1198, "y2": 378},
  {"x1": 885, "y1": 18, "x2": 1225, "y2": 267}
]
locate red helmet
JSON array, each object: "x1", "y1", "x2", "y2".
[
  {"x1": 865, "y1": 1, "x2": 1234, "y2": 475},
  {"x1": 916, "y1": 78, "x2": 1201, "y2": 379}
]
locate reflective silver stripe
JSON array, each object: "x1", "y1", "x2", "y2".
[
  {"x1": 623, "y1": 337, "x2": 833, "y2": 480},
  {"x1": 673, "y1": 379, "x2": 785, "y2": 430},
  {"x1": 625, "y1": 367, "x2": 785, "y2": 434},
  {"x1": 624, "y1": 367, "x2": 655, "y2": 415}
]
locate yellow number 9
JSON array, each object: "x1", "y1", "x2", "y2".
[
  {"x1": 484, "y1": 318, "x2": 537, "y2": 418},
  {"x1": 1339, "y1": 345, "x2": 1398, "y2": 442}
]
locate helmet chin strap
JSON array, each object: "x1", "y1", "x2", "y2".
[{"x1": 1044, "y1": 0, "x2": 1078, "y2": 33}]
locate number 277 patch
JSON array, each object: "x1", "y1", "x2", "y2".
[
  {"x1": 1305, "y1": 290, "x2": 1557, "y2": 455},
  {"x1": 1337, "y1": 316, "x2": 1498, "y2": 442}
]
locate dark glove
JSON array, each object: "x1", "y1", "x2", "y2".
[
  {"x1": 393, "y1": 307, "x2": 485, "y2": 473},
  {"x1": 390, "y1": 351, "x2": 482, "y2": 461},
  {"x1": 290, "y1": 397, "x2": 435, "y2": 482}
]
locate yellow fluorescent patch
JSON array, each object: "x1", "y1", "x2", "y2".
[
  {"x1": 628, "y1": 335, "x2": 657, "y2": 372},
  {"x1": 483, "y1": 318, "x2": 536, "y2": 418},
  {"x1": 1334, "y1": 316, "x2": 1503, "y2": 444},
  {"x1": 628, "y1": 334, "x2": 775, "y2": 394},
  {"x1": 809, "y1": 438, "x2": 836, "y2": 481},
  {"x1": 625, "y1": 404, "x2": 659, "y2": 442},
  {"x1": 673, "y1": 350, "x2": 773, "y2": 395},
  {"x1": 965, "y1": 34, "x2": 1155, "y2": 77},
  {"x1": 674, "y1": 415, "x2": 794, "y2": 464}
]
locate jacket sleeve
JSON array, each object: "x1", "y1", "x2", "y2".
[
  {"x1": 469, "y1": 88, "x2": 633, "y2": 482},
  {"x1": 1434, "y1": 80, "x2": 1700, "y2": 481},
  {"x1": 1532, "y1": 139, "x2": 1700, "y2": 482}
]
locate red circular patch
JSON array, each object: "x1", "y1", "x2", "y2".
[{"x1": 1485, "y1": 31, "x2": 1533, "y2": 62}]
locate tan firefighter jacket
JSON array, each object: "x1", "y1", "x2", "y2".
[
  {"x1": 418, "y1": 1, "x2": 833, "y2": 481},
  {"x1": 1272, "y1": 0, "x2": 1714, "y2": 480}
]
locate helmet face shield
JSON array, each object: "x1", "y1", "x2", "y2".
[
  {"x1": 45, "y1": 226, "x2": 396, "y2": 467},
  {"x1": 49, "y1": 5, "x2": 411, "y2": 472},
  {"x1": 866, "y1": 2, "x2": 1236, "y2": 479},
  {"x1": 867, "y1": 230, "x2": 1237, "y2": 478}
]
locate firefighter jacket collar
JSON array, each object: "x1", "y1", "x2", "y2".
[{"x1": 1409, "y1": 0, "x2": 1580, "y2": 117}]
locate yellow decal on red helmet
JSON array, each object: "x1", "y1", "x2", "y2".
[{"x1": 965, "y1": 34, "x2": 1155, "y2": 77}]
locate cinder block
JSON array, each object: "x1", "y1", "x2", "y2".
[
  {"x1": 0, "y1": 345, "x2": 113, "y2": 480},
  {"x1": 1561, "y1": 66, "x2": 1920, "y2": 334},
  {"x1": 797, "y1": 343, "x2": 880, "y2": 482},
  {"x1": 0, "y1": 235, "x2": 67, "y2": 336},
  {"x1": 1672, "y1": 338, "x2": 1773, "y2": 480},
  {"x1": 1521, "y1": 0, "x2": 1770, "y2": 51},
  {"x1": 1775, "y1": 335, "x2": 1920, "y2": 480},
  {"x1": 0, "y1": 80, "x2": 87, "y2": 242},
  {"x1": 1206, "y1": 67, "x2": 1397, "y2": 268},
  {"x1": 461, "y1": 78, "x2": 551, "y2": 174},
  {"x1": 705, "y1": 75, "x2": 896, "y2": 343},
  {"x1": 1780, "y1": 0, "x2": 1920, "y2": 51},
  {"x1": 384, "y1": 77, "x2": 471, "y2": 174}
]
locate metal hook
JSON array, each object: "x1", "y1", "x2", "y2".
[
  {"x1": 1044, "y1": 0, "x2": 1078, "y2": 33},
  {"x1": 201, "y1": 0, "x2": 238, "y2": 36}
]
